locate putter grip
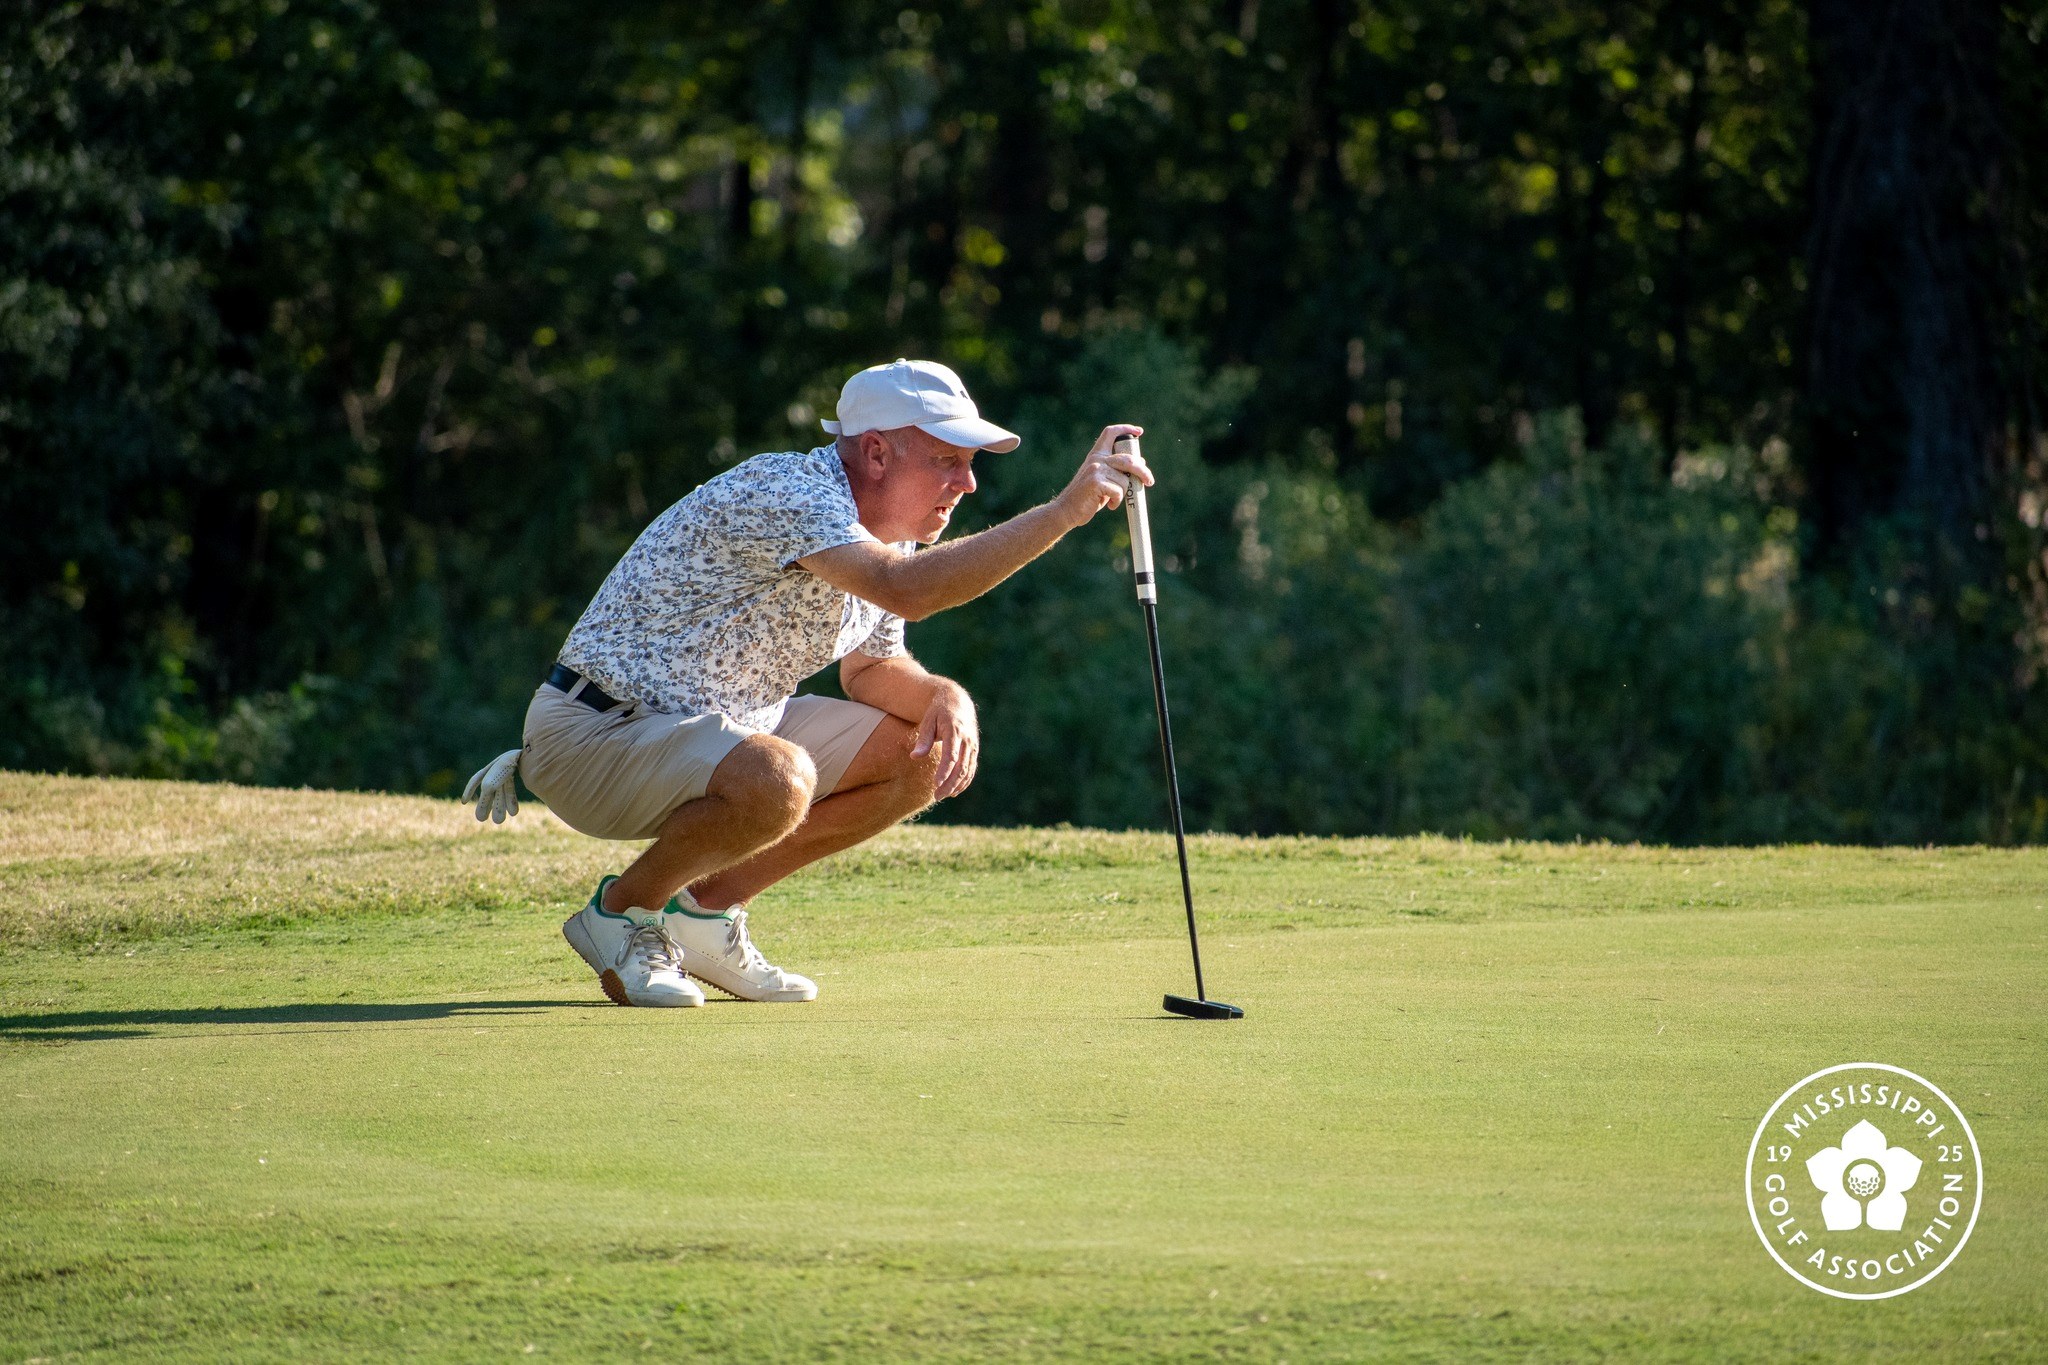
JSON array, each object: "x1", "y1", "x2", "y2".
[{"x1": 1114, "y1": 435, "x2": 1156, "y2": 603}]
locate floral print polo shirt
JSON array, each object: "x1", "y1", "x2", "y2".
[{"x1": 557, "y1": 445, "x2": 910, "y2": 731}]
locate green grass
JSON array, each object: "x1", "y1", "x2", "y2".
[{"x1": 1, "y1": 771, "x2": 2043, "y2": 1361}]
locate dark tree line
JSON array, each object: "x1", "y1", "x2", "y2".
[
  {"x1": 1805, "y1": 0, "x2": 2022, "y2": 555},
  {"x1": 2, "y1": 0, "x2": 2044, "y2": 839}
]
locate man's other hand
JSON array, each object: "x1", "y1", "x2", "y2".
[
  {"x1": 1053, "y1": 424, "x2": 1152, "y2": 528},
  {"x1": 912, "y1": 682, "x2": 980, "y2": 799},
  {"x1": 463, "y1": 748, "x2": 524, "y2": 823}
]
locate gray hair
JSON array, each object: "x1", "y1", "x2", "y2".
[{"x1": 835, "y1": 427, "x2": 911, "y2": 461}]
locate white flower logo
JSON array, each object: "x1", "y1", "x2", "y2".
[{"x1": 1806, "y1": 1119, "x2": 1922, "y2": 1231}]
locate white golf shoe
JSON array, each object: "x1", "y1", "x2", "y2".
[
  {"x1": 561, "y1": 877, "x2": 705, "y2": 1008},
  {"x1": 666, "y1": 895, "x2": 817, "y2": 1002}
]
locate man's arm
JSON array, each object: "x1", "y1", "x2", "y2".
[
  {"x1": 799, "y1": 424, "x2": 1150, "y2": 621},
  {"x1": 841, "y1": 652, "x2": 978, "y2": 798}
]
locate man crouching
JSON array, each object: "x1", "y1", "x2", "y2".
[{"x1": 464, "y1": 359, "x2": 1149, "y2": 1007}]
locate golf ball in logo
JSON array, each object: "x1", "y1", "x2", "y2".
[{"x1": 1745, "y1": 1063, "x2": 1983, "y2": 1300}]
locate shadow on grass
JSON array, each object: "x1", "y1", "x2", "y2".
[{"x1": 0, "y1": 999, "x2": 605, "y2": 1042}]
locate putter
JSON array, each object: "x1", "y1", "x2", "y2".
[{"x1": 1115, "y1": 436, "x2": 1244, "y2": 1021}]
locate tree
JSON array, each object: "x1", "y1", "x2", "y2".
[{"x1": 1802, "y1": 0, "x2": 2012, "y2": 556}]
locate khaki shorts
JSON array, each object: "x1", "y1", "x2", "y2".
[{"x1": 519, "y1": 685, "x2": 889, "y2": 841}]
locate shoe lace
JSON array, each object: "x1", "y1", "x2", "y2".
[
  {"x1": 725, "y1": 910, "x2": 773, "y2": 976},
  {"x1": 618, "y1": 922, "x2": 683, "y2": 975}
]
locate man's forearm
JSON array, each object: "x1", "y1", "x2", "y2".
[
  {"x1": 801, "y1": 427, "x2": 1147, "y2": 619},
  {"x1": 885, "y1": 500, "x2": 1078, "y2": 619},
  {"x1": 843, "y1": 655, "x2": 962, "y2": 723}
]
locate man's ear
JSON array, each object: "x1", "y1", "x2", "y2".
[{"x1": 858, "y1": 429, "x2": 893, "y2": 478}]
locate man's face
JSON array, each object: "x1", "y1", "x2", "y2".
[{"x1": 856, "y1": 426, "x2": 979, "y2": 544}]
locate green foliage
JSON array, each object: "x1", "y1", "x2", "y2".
[
  {"x1": 1390, "y1": 420, "x2": 1783, "y2": 839},
  {"x1": 924, "y1": 333, "x2": 2048, "y2": 843},
  {"x1": 1, "y1": 2, "x2": 2043, "y2": 840}
]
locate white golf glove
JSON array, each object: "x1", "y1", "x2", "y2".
[{"x1": 462, "y1": 748, "x2": 524, "y2": 824}]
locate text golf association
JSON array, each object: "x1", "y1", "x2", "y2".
[{"x1": 1762, "y1": 1079, "x2": 1972, "y2": 1288}]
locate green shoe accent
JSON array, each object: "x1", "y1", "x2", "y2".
[
  {"x1": 664, "y1": 900, "x2": 734, "y2": 921},
  {"x1": 589, "y1": 874, "x2": 631, "y2": 920},
  {"x1": 661, "y1": 888, "x2": 735, "y2": 920}
]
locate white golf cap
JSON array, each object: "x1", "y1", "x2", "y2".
[{"x1": 821, "y1": 358, "x2": 1021, "y2": 453}]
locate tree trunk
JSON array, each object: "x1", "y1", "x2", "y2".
[{"x1": 1803, "y1": 0, "x2": 2005, "y2": 557}]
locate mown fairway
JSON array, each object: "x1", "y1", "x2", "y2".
[{"x1": 1, "y1": 772, "x2": 2042, "y2": 1361}]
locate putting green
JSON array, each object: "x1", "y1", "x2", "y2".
[{"x1": 1, "y1": 774, "x2": 2042, "y2": 1360}]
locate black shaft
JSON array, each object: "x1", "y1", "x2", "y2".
[{"x1": 1139, "y1": 599, "x2": 1205, "y2": 1002}]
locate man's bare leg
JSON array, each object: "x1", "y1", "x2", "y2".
[
  {"x1": 688, "y1": 715, "x2": 939, "y2": 910},
  {"x1": 602, "y1": 735, "x2": 817, "y2": 914}
]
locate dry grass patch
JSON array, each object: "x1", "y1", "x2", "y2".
[{"x1": 4, "y1": 771, "x2": 2042, "y2": 952}]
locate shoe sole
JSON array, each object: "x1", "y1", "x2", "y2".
[
  {"x1": 685, "y1": 961, "x2": 817, "y2": 1003},
  {"x1": 563, "y1": 912, "x2": 703, "y2": 1008}
]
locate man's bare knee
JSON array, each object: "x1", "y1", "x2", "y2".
[
  {"x1": 853, "y1": 729, "x2": 943, "y2": 819},
  {"x1": 856, "y1": 717, "x2": 943, "y2": 804},
  {"x1": 901, "y1": 741, "x2": 944, "y2": 808},
  {"x1": 709, "y1": 735, "x2": 817, "y2": 835}
]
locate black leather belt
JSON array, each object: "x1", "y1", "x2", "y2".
[{"x1": 545, "y1": 663, "x2": 623, "y2": 713}]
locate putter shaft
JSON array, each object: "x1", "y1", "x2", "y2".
[
  {"x1": 1139, "y1": 597, "x2": 1206, "y2": 1003},
  {"x1": 1115, "y1": 437, "x2": 1209, "y2": 1005}
]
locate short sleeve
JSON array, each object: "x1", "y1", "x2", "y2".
[
  {"x1": 780, "y1": 502, "x2": 878, "y2": 568},
  {"x1": 859, "y1": 612, "x2": 908, "y2": 659},
  {"x1": 713, "y1": 449, "x2": 879, "y2": 570}
]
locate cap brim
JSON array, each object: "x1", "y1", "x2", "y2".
[
  {"x1": 820, "y1": 418, "x2": 844, "y2": 435},
  {"x1": 916, "y1": 416, "x2": 1021, "y2": 453}
]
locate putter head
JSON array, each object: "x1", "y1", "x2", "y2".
[{"x1": 1164, "y1": 994, "x2": 1244, "y2": 1020}]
